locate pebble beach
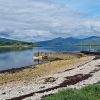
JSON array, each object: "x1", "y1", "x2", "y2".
[{"x1": 0, "y1": 54, "x2": 100, "y2": 100}]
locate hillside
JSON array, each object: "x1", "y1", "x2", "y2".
[
  {"x1": 1, "y1": 36, "x2": 100, "y2": 47},
  {"x1": 79, "y1": 36, "x2": 100, "y2": 45},
  {"x1": 0, "y1": 37, "x2": 37, "y2": 47},
  {"x1": 36, "y1": 36, "x2": 100, "y2": 47},
  {"x1": 36, "y1": 37, "x2": 80, "y2": 47},
  {"x1": 0, "y1": 37, "x2": 13, "y2": 42}
]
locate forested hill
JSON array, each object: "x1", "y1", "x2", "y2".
[{"x1": 0, "y1": 37, "x2": 37, "y2": 47}]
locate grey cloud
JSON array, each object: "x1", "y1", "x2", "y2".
[{"x1": 0, "y1": 0, "x2": 100, "y2": 41}]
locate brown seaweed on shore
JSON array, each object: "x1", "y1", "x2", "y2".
[
  {"x1": 0, "y1": 66, "x2": 34, "y2": 74},
  {"x1": 62, "y1": 74, "x2": 92, "y2": 86},
  {"x1": 44, "y1": 77, "x2": 57, "y2": 83},
  {"x1": 89, "y1": 67, "x2": 100, "y2": 74},
  {"x1": 7, "y1": 74, "x2": 92, "y2": 100}
]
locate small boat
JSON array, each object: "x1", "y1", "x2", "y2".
[{"x1": 33, "y1": 56, "x2": 43, "y2": 60}]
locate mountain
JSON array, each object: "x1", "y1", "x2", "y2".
[
  {"x1": 1, "y1": 36, "x2": 100, "y2": 47},
  {"x1": 80, "y1": 36, "x2": 100, "y2": 45},
  {"x1": 36, "y1": 36, "x2": 100, "y2": 47},
  {"x1": 36, "y1": 37, "x2": 80, "y2": 47},
  {"x1": 0, "y1": 37, "x2": 13, "y2": 42}
]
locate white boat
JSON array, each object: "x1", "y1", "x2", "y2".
[{"x1": 33, "y1": 56, "x2": 43, "y2": 60}]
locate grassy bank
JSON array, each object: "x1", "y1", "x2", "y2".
[{"x1": 44, "y1": 84, "x2": 100, "y2": 100}]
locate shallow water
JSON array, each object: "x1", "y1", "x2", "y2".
[{"x1": 0, "y1": 46, "x2": 100, "y2": 70}]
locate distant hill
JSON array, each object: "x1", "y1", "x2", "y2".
[
  {"x1": 0, "y1": 37, "x2": 37, "y2": 47},
  {"x1": 79, "y1": 36, "x2": 100, "y2": 45},
  {"x1": 35, "y1": 37, "x2": 81, "y2": 47},
  {"x1": 36, "y1": 36, "x2": 100, "y2": 47},
  {"x1": 0, "y1": 37, "x2": 13, "y2": 42},
  {"x1": 1, "y1": 36, "x2": 100, "y2": 47}
]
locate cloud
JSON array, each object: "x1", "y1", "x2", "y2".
[{"x1": 0, "y1": 0, "x2": 100, "y2": 41}]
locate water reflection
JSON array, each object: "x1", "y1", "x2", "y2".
[{"x1": 0, "y1": 46, "x2": 100, "y2": 70}]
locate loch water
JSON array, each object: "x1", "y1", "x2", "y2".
[{"x1": 0, "y1": 46, "x2": 100, "y2": 71}]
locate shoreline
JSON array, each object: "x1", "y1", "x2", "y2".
[
  {"x1": 0, "y1": 52, "x2": 84, "y2": 74},
  {"x1": 0, "y1": 54, "x2": 91, "y2": 84},
  {"x1": 0, "y1": 45, "x2": 35, "y2": 48},
  {"x1": 0, "y1": 63, "x2": 39, "y2": 74},
  {"x1": 0, "y1": 55, "x2": 97, "y2": 100}
]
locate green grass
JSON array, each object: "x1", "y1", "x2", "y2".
[{"x1": 44, "y1": 84, "x2": 100, "y2": 100}]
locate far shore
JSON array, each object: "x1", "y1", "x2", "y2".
[{"x1": 0, "y1": 45, "x2": 36, "y2": 48}]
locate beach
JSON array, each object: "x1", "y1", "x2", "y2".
[{"x1": 0, "y1": 54, "x2": 100, "y2": 100}]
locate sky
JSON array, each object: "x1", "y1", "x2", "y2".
[{"x1": 0, "y1": 0, "x2": 100, "y2": 42}]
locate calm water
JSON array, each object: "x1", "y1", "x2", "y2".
[{"x1": 0, "y1": 46, "x2": 100, "y2": 71}]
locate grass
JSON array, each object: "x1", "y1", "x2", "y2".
[{"x1": 44, "y1": 84, "x2": 100, "y2": 100}]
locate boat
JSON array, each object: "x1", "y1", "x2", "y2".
[{"x1": 33, "y1": 56, "x2": 43, "y2": 60}]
